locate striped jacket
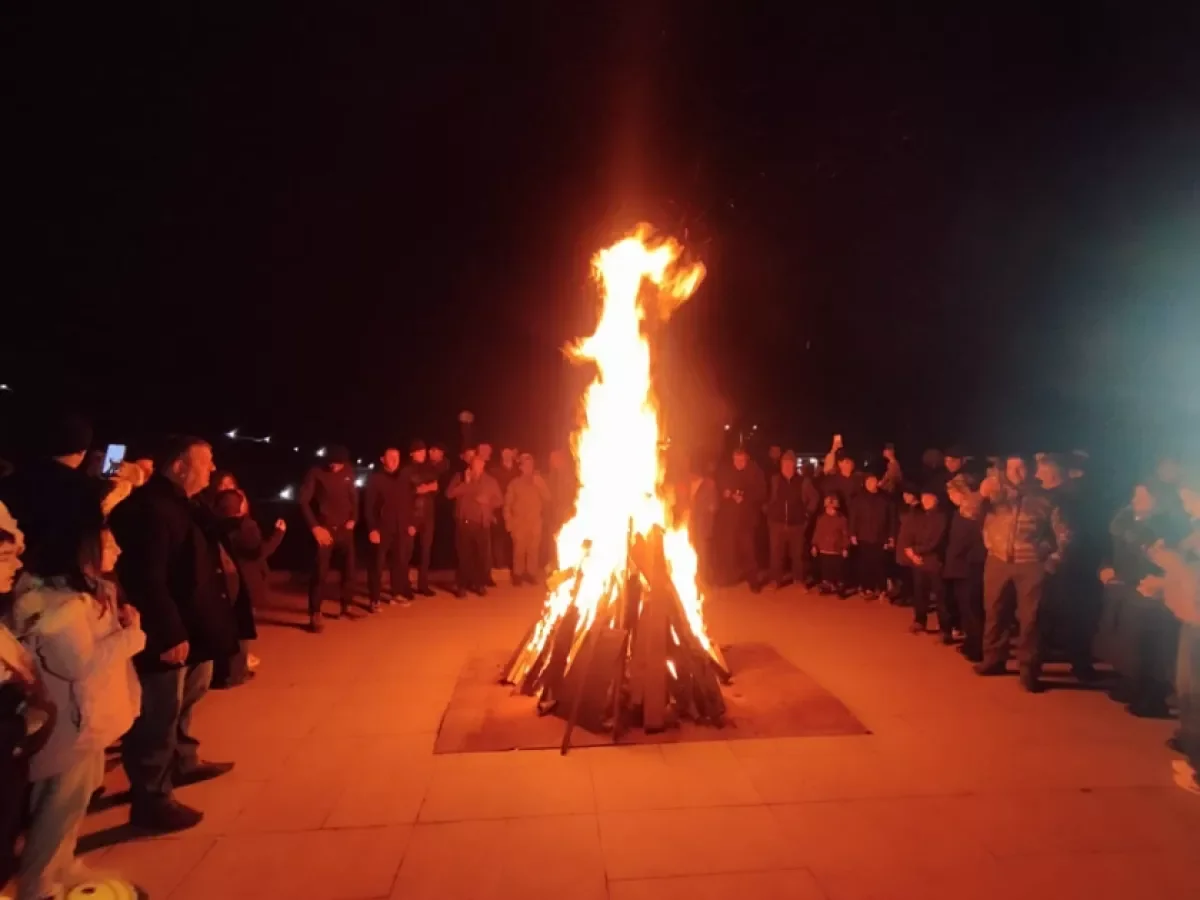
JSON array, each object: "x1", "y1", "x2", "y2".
[{"x1": 981, "y1": 481, "x2": 1070, "y2": 569}]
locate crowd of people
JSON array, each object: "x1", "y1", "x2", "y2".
[{"x1": 0, "y1": 412, "x2": 1198, "y2": 898}]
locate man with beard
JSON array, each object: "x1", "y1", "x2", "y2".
[
  {"x1": 365, "y1": 446, "x2": 414, "y2": 609},
  {"x1": 400, "y1": 441, "x2": 441, "y2": 598},
  {"x1": 109, "y1": 435, "x2": 237, "y2": 833},
  {"x1": 299, "y1": 444, "x2": 358, "y2": 630},
  {"x1": 717, "y1": 447, "x2": 766, "y2": 591}
]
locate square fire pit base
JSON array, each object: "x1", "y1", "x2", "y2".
[{"x1": 434, "y1": 642, "x2": 869, "y2": 754}]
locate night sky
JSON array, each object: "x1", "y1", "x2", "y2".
[{"x1": 9, "y1": 4, "x2": 1200, "y2": 470}]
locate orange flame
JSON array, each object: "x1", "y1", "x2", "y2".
[{"x1": 522, "y1": 225, "x2": 717, "y2": 664}]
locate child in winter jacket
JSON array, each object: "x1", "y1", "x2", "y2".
[
  {"x1": 812, "y1": 495, "x2": 850, "y2": 595},
  {"x1": 8, "y1": 528, "x2": 144, "y2": 900},
  {"x1": 214, "y1": 490, "x2": 285, "y2": 685}
]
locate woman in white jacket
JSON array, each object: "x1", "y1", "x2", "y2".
[{"x1": 7, "y1": 527, "x2": 144, "y2": 900}]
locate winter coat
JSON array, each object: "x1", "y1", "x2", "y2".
[
  {"x1": 299, "y1": 465, "x2": 358, "y2": 530},
  {"x1": 766, "y1": 473, "x2": 820, "y2": 527},
  {"x1": 895, "y1": 504, "x2": 920, "y2": 566},
  {"x1": 812, "y1": 513, "x2": 850, "y2": 555},
  {"x1": 822, "y1": 471, "x2": 864, "y2": 512},
  {"x1": 399, "y1": 462, "x2": 441, "y2": 526},
  {"x1": 718, "y1": 463, "x2": 767, "y2": 531},
  {"x1": 943, "y1": 510, "x2": 986, "y2": 579},
  {"x1": 447, "y1": 471, "x2": 504, "y2": 525},
  {"x1": 9, "y1": 577, "x2": 143, "y2": 781},
  {"x1": 363, "y1": 470, "x2": 412, "y2": 535},
  {"x1": 504, "y1": 473, "x2": 550, "y2": 536},
  {"x1": 220, "y1": 516, "x2": 284, "y2": 639},
  {"x1": 980, "y1": 480, "x2": 1070, "y2": 569},
  {"x1": 109, "y1": 474, "x2": 239, "y2": 671},
  {"x1": 906, "y1": 509, "x2": 948, "y2": 572},
  {"x1": 849, "y1": 491, "x2": 894, "y2": 545},
  {"x1": 1106, "y1": 507, "x2": 1174, "y2": 586}
]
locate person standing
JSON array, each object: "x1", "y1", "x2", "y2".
[
  {"x1": 504, "y1": 453, "x2": 550, "y2": 586},
  {"x1": 446, "y1": 455, "x2": 503, "y2": 596},
  {"x1": 491, "y1": 447, "x2": 519, "y2": 575},
  {"x1": 766, "y1": 451, "x2": 819, "y2": 589},
  {"x1": 298, "y1": 444, "x2": 358, "y2": 631},
  {"x1": 365, "y1": 447, "x2": 413, "y2": 609},
  {"x1": 905, "y1": 489, "x2": 951, "y2": 640},
  {"x1": 108, "y1": 436, "x2": 237, "y2": 833},
  {"x1": 717, "y1": 448, "x2": 766, "y2": 591},
  {"x1": 975, "y1": 453, "x2": 1071, "y2": 692},
  {"x1": 850, "y1": 473, "x2": 895, "y2": 599},
  {"x1": 944, "y1": 475, "x2": 987, "y2": 661},
  {"x1": 687, "y1": 464, "x2": 719, "y2": 586},
  {"x1": 401, "y1": 441, "x2": 442, "y2": 598}
]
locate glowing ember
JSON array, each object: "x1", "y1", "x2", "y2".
[{"x1": 503, "y1": 226, "x2": 729, "y2": 746}]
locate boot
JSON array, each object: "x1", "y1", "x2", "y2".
[{"x1": 130, "y1": 796, "x2": 204, "y2": 834}]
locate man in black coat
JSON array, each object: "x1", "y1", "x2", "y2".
[
  {"x1": 399, "y1": 441, "x2": 443, "y2": 597},
  {"x1": 0, "y1": 413, "x2": 106, "y2": 581},
  {"x1": 365, "y1": 446, "x2": 414, "y2": 609},
  {"x1": 299, "y1": 444, "x2": 358, "y2": 630},
  {"x1": 766, "y1": 451, "x2": 820, "y2": 589},
  {"x1": 717, "y1": 448, "x2": 767, "y2": 591},
  {"x1": 849, "y1": 473, "x2": 896, "y2": 598},
  {"x1": 109, "y1": 435, "x2": 237, "y2": 833}
]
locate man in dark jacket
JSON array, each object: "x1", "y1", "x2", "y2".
[
  {"x1": 365, "y1": 446, "x2": 414, "y2": 609},
  {"x1": 905, "y1": 489, "x2": 951, "y2": 640},
  {"x1": 975, "y1": 454, "x2": 1071, "y2": 691},
  {"x1": 850, "y1": 473, "x2": 895, "y2": 598},
  {"x1": 766, "y1": 451, "x2": 820, "y2": 589},
  {"x1": 400, "y1": 441, "x2": 443, "y2": 597},
  {"x1": 0, "y1": 413, "x2": 106, "y2": 581},
  {"x1": 109, "y1": 435, "x2": 236, "y2": 833},
  {"x1": 299, "y1": 444, "x2": 358, "y2": 631},
  {"x1": 718, "y1": 448, "x2": 766, "y2": 591},
  {"x1": 446, "y1": 455, "x2": 504, "y2": 596},
  {"x1": 490, "y1": 447, "x2": 519, "y2": 573}
]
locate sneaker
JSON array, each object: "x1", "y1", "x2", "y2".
[
  {"x1": 1172, "y1": 759, "x2": 1200, "y2": 795},
  {"x1": 130, "y1": 796, "x2": 204, "y2": 833},
  {"x1": 174, "y1": 760, "x2": 235, "y2": 787}
]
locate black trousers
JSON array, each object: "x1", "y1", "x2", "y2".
[
  {"x1": 981, "y1": 558, "x2": 1046, "y2": 670},
  {"x1": 404, "y1": 517, "x2": 435, "y2": 591},
  {"x1": 768, "y1": 522, "x2": 808, "y2": 585},
  {"x1": 949, "y1": 568, "x2": 984, "y2": 656},
  {"x1": 308, "y1": 526, "x2": 356, "y2": 615},
  {"x1": 912, "y1": 567, "x2": 949, "y2": 632},
  {"x1": 728, "y1": 526, "x2": 760, "y2": 587},
  {"x1": 856, "y1": 543, "x2": 888, "y2": 592},
  {"x1": 817, "y1": 553, "x2": 845, "y2": 585},
  {"x1": 1041, "y1": 568, "x2": 1101, "y2": 671},
  {"x1": 456, "y1": 521, "x2": 491, "y2": 590},
  {"x1": 369, "y1": 527, "x2": 410, "y2": 603}
]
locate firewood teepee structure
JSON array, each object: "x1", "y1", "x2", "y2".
[{"x1": 499, "y1": 227, "x2": 732, "y2": 753}]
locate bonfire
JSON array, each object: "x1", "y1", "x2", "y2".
[{"x1": 502, "y1": 226, "x2": 731, "y2": 752}]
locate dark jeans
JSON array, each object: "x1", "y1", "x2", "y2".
[
  {"x1": 1097, "y1": 582, "x2": 1178, "y2": 709},
  {"x1": 768, "y1": 522, "x2": 807, "y2": 585},
  {"x1": 730, "y1": 526, "x2": 760, "y2": 587},
  {"x1": 817, "y1": 553, "x2": 844, "y2": 585},
  {"x1": 1177, "y1": 624, "x2": 1200, "y2": 769},
  {"x1": 123, "y1": 661, "x2": 212, "y2": 804},
  {"x1": 309, "y1": 526, "x2": 356, "y2": 615},
  {"x1": 456, "y1": 521, "x2": 490, "y2": 590},
  {"x1": 369, "y1": 527, "x2": 410, "y2": 603},
  {"x1": 406, "y1": 517, "x2": 435, "y2": 591},
  {"x1": 913, "y1": 567, "x2": 950, "y2": 632},
  {"x1": 856, "y1": 542, "x2": 887, "y2": 593},
  {"x1": 981, "y1": 557, "x2": 1047, "y2": 670},
  {"x1": 1042, "y1": 568, "x2": 1101, "y2": 671},
  {"x1": 949, "y1": 568, "x2": 984, "y2": 656}
]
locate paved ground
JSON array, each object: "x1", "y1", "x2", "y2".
[{"x1": 77, "y1": 578, "x2": 1200, "y2": 899}]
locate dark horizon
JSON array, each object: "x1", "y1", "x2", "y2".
[{"x1": 8, "y1": 4, "x2": 1200, "y2": 470}]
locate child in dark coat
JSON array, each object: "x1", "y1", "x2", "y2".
[
  {"x1": 811, "y1": 495, "x2": 850, "y2": 595},
  {"x1": 904, "y1": 489, "x2": 951, "y2": 640},
  {"x1": 215, "y1": 490, "x2": 285, "y2": 685}
]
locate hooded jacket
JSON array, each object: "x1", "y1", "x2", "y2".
[{"x1": 9, "y1": 577, "x2": 143, "y2": 780}]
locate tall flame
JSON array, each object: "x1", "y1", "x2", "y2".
[{"x1": 522, "y1": 226, "x2": 716, "y2": 665}]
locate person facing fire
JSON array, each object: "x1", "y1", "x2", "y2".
[
  {"x1": 400, "y1": 441, "x2": 441, "y2": 598},
  {"x1": 365, "y1": 446, "x2": 414, "y2": 609},
  {"x1": 504, "y1": 453, "x2": 550, "y2": 587},
  {"x1": 298, "y1": 444, "x2": 358, "y2": 631},
  {"x1": 718, "y1": 447, "x2": 766, "y2": 592},
  {"x1": 491, "y1": 447, "x2": 519, "y2": 573},
  {"x1": 766, "y1": 451, "x2": 819, "y2": 589},
  {"x1": 446, "y1": 454, "x2": 503, "y2": 597}
]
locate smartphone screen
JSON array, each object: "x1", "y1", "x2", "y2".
[{"x1": 103, "y1": 444, "x2": 127, "y2": 476}]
